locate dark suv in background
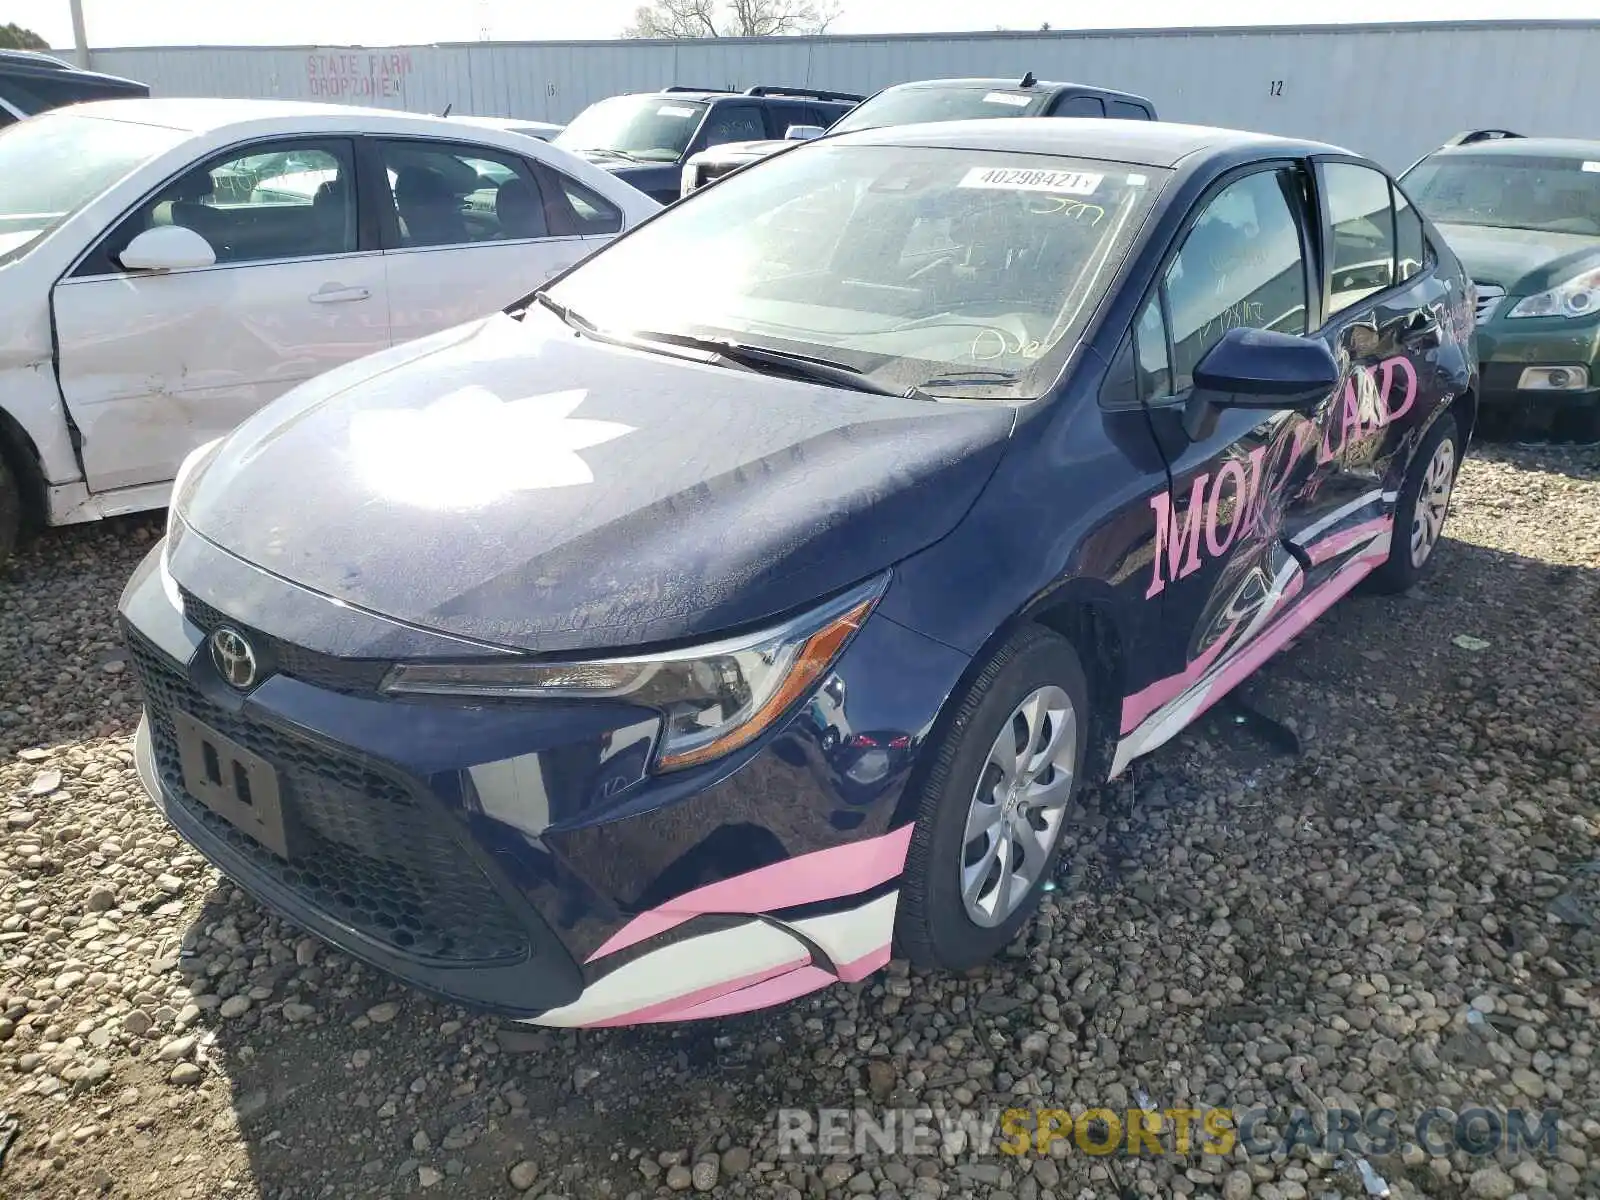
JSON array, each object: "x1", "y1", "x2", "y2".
[
  {"x1": 1403, "y1": 130, "x2": 1600, "y2": 438},
  {"x1": 0, "y1": 49, "x2": 148, "y2": 127},
  {"x1": 553, "y1": 85, "x2": 862, "y2": 205},
  {"x1": 680, "y1": 74, "x2": 1158, "y2": 196}
]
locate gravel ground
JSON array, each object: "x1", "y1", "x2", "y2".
[{"x1": 1, "y1": 442, "x2": 1597, "y2": 1200}]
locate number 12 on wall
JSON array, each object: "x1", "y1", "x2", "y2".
[{"x1": 1269, "y1": 80, "x2": 1284, "y2": 96}]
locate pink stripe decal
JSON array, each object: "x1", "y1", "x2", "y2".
[
  {"x1": 587, "y1": 824, "x2": 915, "y2": 962},
  {"x1": 1126, "y1": 542, "x2": 1389, "y2": 744},
  {"x1": 1120, "y1": 517, "x2": 1391, "y2": 735},
  {"x1": 631, "y1": 941, "x2": 894, "y2": 1023},
  {"x1": 1306, "y1": 517, "x2": 1390, "y2": 567}
]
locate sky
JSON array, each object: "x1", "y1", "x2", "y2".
[{"x1": 7, "y1": 0, "x2": 1594, "y2": 49}]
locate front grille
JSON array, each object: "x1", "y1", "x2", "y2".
[
  {"x1": 1474, "y1": 283, "x2": 1506, "y2": 325},
  {"x1": 127, "y1": 630, "x2": 529, "y2": 966},
  {"x1": 180, "y1": 590, "x2": 389, "y2": 694}
]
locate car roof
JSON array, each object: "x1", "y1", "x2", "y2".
[
  {"x1": 1431, "y1": 136, "x2": 1600, "y2": 159},
  {"x1": 35, "y1": 96, "x2": 535, "y2": 138},
  {"x1": 884, "y1": 76, "x2": 1149, "y2": 102},
  {"x1": 829, "y1": 117, "x2": 1348, "y2": 169}
]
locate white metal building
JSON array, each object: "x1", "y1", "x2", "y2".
[{"x1": 85, "y1": 20, "x2": 1600, "y2": 170}]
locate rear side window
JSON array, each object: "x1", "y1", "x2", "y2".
[
  {"x1": 1109, "y1": 100, "x2": 1151, "y2": 120},
  {"x1": 550, "y1": 171, "x2": 623, "y2": 235},
  {"x1": 1322, "y1": 161, "x2": 1397, "y2": 317},
  {"x1": 1054, "y1": 95, "x2": 1105, "y2": 117},
  {"x1": 1393, "y1": 184, "x2": 1425, "y2": 282}
]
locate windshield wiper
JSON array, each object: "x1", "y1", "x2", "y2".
[
  {"x1": 518, "y1": 290, "x2": 592, "y2": 329},
  {"x1": 915, "y1": 369, "x2": 1021, "y2": 392},
  {"x1": 581, "y1": 147, "x2": 647, "y2": 163},
  {"x1": 522, "y1": 306, "x2": 931, "y2": 399},
  {"x1": 629, "y1": 331, "x2": 932, "y2": 399}
]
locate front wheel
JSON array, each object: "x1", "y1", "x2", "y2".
[
  {"x1": 1368, "y1": 412, "x2": 1461, "y2": 594},
  {"x1": 895, "y1": 626, "x2": 1089, "y2": 971},
  {"x1": 0, "y1": 454, "x2": 21, "y2": 572}
]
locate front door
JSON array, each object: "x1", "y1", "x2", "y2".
[
  {"x1": 1131, "y1": 163, "x2": 1335, "y2": 732},
  {"x1": 370, "y1": 138, "x2": 598, "y2": 349},
  {"x1": 52, "y1": 137, "x2": 387, "y2": 493}
]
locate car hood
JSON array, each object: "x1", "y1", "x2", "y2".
[
  {"x1": 693, "y1": 140, "x2": 790, "y2": 163},
  {"x1": 180, "y1": 312, "x2": 1016, "y2": 654},
  {"x1": 1437, "y1": 222, "x2": 1600, "y2": 294}
]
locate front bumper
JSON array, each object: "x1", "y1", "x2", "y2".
[
  {"x1": 120, "y1": 535, "x2": 969, "y2": 1024},
  {"x1": 1477, "y1": 319, "x2": 1600, "y2": 411}
]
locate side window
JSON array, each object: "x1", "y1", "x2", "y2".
[
  {"x1": 1109, "y1": 100, "x2": 1151, "y2": 120},
  {"x1": 701, "y1": 105, "x2": 766, "y2": 149},
  {"x1": 549, "y1": 171, "x2": 624, "y2": 236},
  {"x1": 1323, "y1": 161, "x2": 1397, "y2": 316},
  {"x1": 98, "y1": 138, "x2": 357, "y2": 270},
  {"x1": 1054, "y1": 95, "x2": 1105, "y2": 117},
  {"x1": 1394, "y1": 184, "x2": 1425, "y2": 282},
  {"x1": 1134, "y1": 294, "x2": 1173, "y2": 401},
  {"x1": 1164, "y1": 169, "x2": 1308, "y2": 392},
  {"x1": 376, "y1": 140, "x2": 549, "y2": 249}
]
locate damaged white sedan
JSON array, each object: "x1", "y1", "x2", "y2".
[{"x1": 0, "y1": 97, "x2": 658, "y2": 564}]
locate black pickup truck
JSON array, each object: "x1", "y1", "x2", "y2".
[
  {"x1": 552, "y1": 85, "x2": 862, "y2": 206},
  {"x1": 0, "y1": 49, "x2": 148, "y2": 127},
  {"x1": 679, "y1": 74, "x2": 1158, "y2": 197}
]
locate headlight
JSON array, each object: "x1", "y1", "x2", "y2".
[
  {"x1": 167, "y1": 437, "x2": 223, "y2": 536},
  {"x1": 1507, "y1": 266, "x2": 1600, "y2": 319},
  {"x1": 381, "y1": 575, "x2": 888, "y2": 771}
]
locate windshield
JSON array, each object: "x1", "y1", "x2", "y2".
[
  {"x1": 830, "y1": 87, "x2": 1048, "y2": 135},
  {"x1": 0, "y1": 112, "x2": 187, "y2": 265},
  {"x1": 554, "y1": 96, "x2": 707, "y2": 162},
  {"x1": 542, "y1": 143, "x2": 1166, "y2": 399},
  {"x1": 1403, "y1": 153, "x2": 1600, "y2": 236}
]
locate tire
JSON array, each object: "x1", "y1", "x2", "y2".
[
  {"x1": 1367, "y1": 412, "x2": 1461, "y2": 595},
  {"x1": 0, "y1": 453, "x2": 20, "y2": 572},
  {"x1": 895, "y1": 625, "x2": 1090, "y2": 971}
]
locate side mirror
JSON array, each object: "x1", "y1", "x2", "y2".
[
  {"x1": 1191, "y1": 325, "x2": 1339, "y2": 412},
  {"x1": 785, "y1": 124, "x2": 826, "y2": 141},
  {"x1": 117, "y1": 225, "x2": 217, "y2": 273}
]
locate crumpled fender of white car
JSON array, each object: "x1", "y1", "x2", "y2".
[{"x1": 0, "y1": 283, "x2": 86, "y2": 504}]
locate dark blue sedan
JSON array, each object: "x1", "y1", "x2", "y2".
[{"x1": 121, "y1": 119, "x2": 1479, "y2": 1026}]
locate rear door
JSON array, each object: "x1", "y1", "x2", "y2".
[
  {"x1": 1302, "y1": 158, "x2": 1457, "y2": 578},
  {"x1": 1122, "y1": 163, "x2": 1337, "y2": 744},
  {"x1": 370, "y1": 136, "x2": 594, "y2": 348},
  {"x1": 52, "y1": 136, "x2": 386, "y2": 493}
]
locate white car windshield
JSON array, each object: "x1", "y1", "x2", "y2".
[
  {"x1": 0, "y1": 112, "x2": 187, "y2": 265},
  {"x1": 544, "y1": 143, "x2": 1167, "y2": 399},
  {"x1": 555, "y1": 96, "x2": 707, "y2": 162}
]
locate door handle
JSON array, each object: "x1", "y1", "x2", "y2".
[{"x1": 309, "y1": 285, "x2": 371, "y2": 304}]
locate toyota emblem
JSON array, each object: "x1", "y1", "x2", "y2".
[{"x1": 209, "y1": 626, "x2": 259, "y2": 690}]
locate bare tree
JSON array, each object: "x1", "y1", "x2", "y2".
[{"x1": 622, "y1": 0, "x2": 840, "y2": 38}]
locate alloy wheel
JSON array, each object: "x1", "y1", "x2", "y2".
[
  {"x1": 1410, "y1": 436, "x2": 1457, "y2": 568},
  {"x1": 959, "y1": 685, "x2": 1076, "y2": 927}
]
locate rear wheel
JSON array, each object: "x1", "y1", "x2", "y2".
[
  {"x1": 1368, "y1": 413, "x2": 1460, "y2": 594},
  {"x1": 895, "y1": 626, "x2": 1089, "y2": 971}
]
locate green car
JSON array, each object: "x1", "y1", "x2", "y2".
[{"x1": 1402, "y1": 132, "x2": 1600, "y2": 439}]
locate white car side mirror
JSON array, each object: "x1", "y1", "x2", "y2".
[
  {"x1": 117, "y1": 225, "x2": 217, "y2": 273},
  {"x1": 785, "y1": 124, "x2": 826, "y2": 141}
]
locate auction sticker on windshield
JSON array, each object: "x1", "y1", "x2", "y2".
[
  {"x1": 658, "y1": 105, "x2": 698, "y2": 118},
  {"x1": 959, "y1": 167, "x2": 1103, "y2": 195},
  {"x1": 982, "y1": 92, "x2": 1032, "y2": 107},
  {"x1": 1583, "y1": 161, "x2": 1600, "y2": 173}
]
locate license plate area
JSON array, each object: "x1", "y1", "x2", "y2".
[{"x1": 173, "y1": 709, "x2": 295, "y2": 859}]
